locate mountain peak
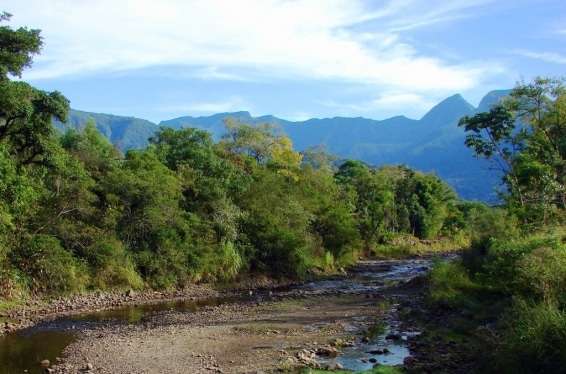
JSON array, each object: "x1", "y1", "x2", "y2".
[
  {"x1": 477, "y1": 89, "x2": 511, "y2": 112},
  {"x1": 420, "y1": 93, "x2": 475, "y2": 125}
]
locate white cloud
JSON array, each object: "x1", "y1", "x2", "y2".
[
  {"x1": 5, "y1": 0, "x2": 498, "y2": 94},
  {"x1": 372, "y1": 92, "x2": 434, "y2": 111},
  {"x1": 383, "y1": 0, "x2": 493, "y2": 32},
  {"x1": 319, "y1": 91, "x2": 435, "y2": 119},
  {"x1": 158, "y1": 97, "x2": 250, "y2": 115},
  {"x1": 514, "y1": 50, "x2": 566, "y2": 65}
]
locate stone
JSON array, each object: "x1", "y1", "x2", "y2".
[
  {"x1": 316, "y1": 346, "x2": 339, "y2": 358},
  {"x1": 86, "y1": 363, "x2": 94, "y2": 370},
  {"x1": 331, "y1": 338, "x2": 344, "y2": 347},
  {"x1": 40, "y1": 359, "x2": 50, "y2": 368},
  {"x1": 386, "y1": 333, "x2": 401, "y2": 341}
]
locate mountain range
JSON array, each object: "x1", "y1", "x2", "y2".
[{"x1": 56, "y1": 90, "x2": 511, "y2": 202}]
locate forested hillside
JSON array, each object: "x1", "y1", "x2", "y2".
[
  {"x1": 0, "y1": 14, "x2": 471, "y2": 300},
  {"x1": 3, "y1": 12, "x2": 566, "y2": 373},
  {"x1": 61, "y1": 92, "x2": 511, "y2": 202}
]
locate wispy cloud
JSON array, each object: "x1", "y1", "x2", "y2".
[
  {"x1": 4, "y1": 0, "x2": 500, "y2": 95},
  {"x1": 158, "y1": 97, "x2": 250, "y2": 115},
  {"x1": 382, "y1": 0, "x2": 494, "y2": 32},
  {"x1": 514, "y1": 49, "x2": 566, "y2": 64},
  {"x1": 318, "y1": 91, "x2": 436, "y2": 119}
]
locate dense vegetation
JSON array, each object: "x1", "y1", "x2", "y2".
[
  {"x1": 0, "y1": 15, "x2": 465, "y2": 301},
  {"x1": 4, "y1": 13, "x2": 566, "y2": 374},
  {"x1": 427, "y1": 77, "x2": 566, "y2": 373}
]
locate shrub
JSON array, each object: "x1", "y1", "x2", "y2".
[
  {"x1": 213, "y1": 240, "x2": 243, "y2": 281},
  {"x1": 11, "y1": 235, "x2": 88, "y2": 295},
  {"x1": 429, "y1": 260, "x2": 479, "y2": 308},
  {"x1": 516, "y1": 246, "x2": 566, "y2": 305},
  {"x1": 475, "y1": 233, "x2": 563, "y2": 294},
  {"x1": 497, "y1": 299, "x2": 566, "y2": 374},
  {"x1": 86, "y1": 239, "x2": 143, "y2": 290}
]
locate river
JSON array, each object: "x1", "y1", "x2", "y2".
[{"x1": 0, "y1": 257, "x2": 440, "y2": 373}]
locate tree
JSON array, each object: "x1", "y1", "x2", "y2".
[
  {"x1": 336, "y1": 161, "x2": 395, "y2": 252},
  {"x1": 0, "y1": 13, "x2": 69, "y2": 165},
  {"x1": 459, "y1": 77, "x2": 566, "y2": 224}
]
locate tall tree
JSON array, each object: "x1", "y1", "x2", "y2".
[
  {"x1": 0, "y1": 13, "x2": 69, "y2": 165},
  {"x1": 459, "y1": 78, "x2": 566, "y2": 224}
]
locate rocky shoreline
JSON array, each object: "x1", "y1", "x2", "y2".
[{"x1": 1, "y1": 275, "x2": 299, "y2": 337}]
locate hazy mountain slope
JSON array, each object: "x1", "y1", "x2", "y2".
[
  {"x1": 476, "y1": 89, "x2": 512, "y2": 112},
  {"x1": 60, "y1": 90, "x2": 509, "y2": 201},
  {"x1": 56, "y1": 109, "x2": 158, "y2": 150}
]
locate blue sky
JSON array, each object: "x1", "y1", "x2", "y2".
[{"x1": 4, "y1": 0, "x2": 566, "y2": 122}]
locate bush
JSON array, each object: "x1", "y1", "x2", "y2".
[
  {"x1": 86, "y1": 239, "x2": 143, "y2": 290},
  {"x1": 428, "y1": 260, "x2": 479, "y2": 308},
  {"x1": 516, "y1": 245, "x2": 566, "y2": 305},
  {"x1": 472, "y1": 233, "x2": 563, "y2": 294},
  {"x1": 11, "y1": 235, "x2": 88, "y2": 295},
  {"x1": 497, "y1": 299, "x2": 566, "y2": 374}
]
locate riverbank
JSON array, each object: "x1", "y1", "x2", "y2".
[
  {"x1": 1, "y1": 276, "x2": 298, "y2": 337},
  {"x1": 1, "y1": 250, "x2": 453, "y2": 337},
  {"x1": 46, "y1": 258, "x2": 437, "y2": 374}
]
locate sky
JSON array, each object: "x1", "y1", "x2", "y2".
[{"x1": 4, "y1": 0, "x2": 566, "y2": 123}]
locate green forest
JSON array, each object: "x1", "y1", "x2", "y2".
[
  {"x1": 2, "y1": 12, "x2": 566, "y2": 373},
  {"x1": 0, "y1": 13, "x2": 469, "y2": 297}
]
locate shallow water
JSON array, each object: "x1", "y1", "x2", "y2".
[
  {"x1": 0, "y1": 257, "x2": 442, "y2": 373},
  {"x1": 0, "y1": 297, "x2": 235, "y2": 374}
]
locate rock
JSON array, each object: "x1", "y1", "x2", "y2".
[
  {"x1": 362, "y1": 336, "x2": 370, "y2": 343},
  {"x1": 331, "y1": 338, "x2": 344, "y2": 347},
  {"x1": 404, "y1": 356, "x2": 417, "y2": 366},
  {"x1": 40, "y1": 359, "x2": 50, "y2": 368},
  {"x1": 336, "y1": 363, "x2": 344, "y2": 370},
  {"x1": 86, "y1": 363, "x2": 94, "y2": 370},
  {"x1": 368, "y1": 349, "x2": 385, "y2": 355},
  {"x1": 386, "y1": 333, "x2": 401, "y2": 341},
  {"x1": 125, "y1": 289, "x2": 135, "y2": 297},
  {"x1": 297, "y1": 349, "x2": 316, "y2": 362},
  {"x1": 369, "y1": 358, "x2": 377, "y2": 363},
  {"x1": 316, "y1": 346, "x2": 339, "y2": 358}
]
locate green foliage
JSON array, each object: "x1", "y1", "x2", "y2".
[
  {"x1": 86, "y1": 239, "x2": 143, "y2": 290},
  {"x1": 429, "y1": 261, "x2": 478, "y2": 308},
  {"x1": 0, "y1": 13, "x2": 468, "y2": 304},
  {"x1": 460, "y1": 77, "x2": 566, "y2": 226},
  {"x1": 302, "y1": 366, "x2": 403, "y2": 374},
  {"x1": 10, "y1": 235, "x2": 87, "y2": 295},
  {"x1": 430, "y1": 226, "x2": 566, "y2": 373},
  {"x1": 337, "y1": 163, "x2": 460, "y2": 253},
  {"x1": 497, "y1": 300, "x2": 566, "y2": 374},
  {"x1": 0, "y1": 12, "x2": 42, "y2": 79}
]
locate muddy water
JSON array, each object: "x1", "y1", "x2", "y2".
[
  {"x1": 0, "y1": 297, "x2": 236, "y2": 374},
  {"x1": 0, "y1": 257, "x2": 439, "y2": 373}
]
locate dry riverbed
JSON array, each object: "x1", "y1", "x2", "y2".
[
  {"x1": 54, "y1": 295, "x2": 390, "y2": 373},
  {"x1": 3, "y1": 257, "x2": 446, "y2": 374}
]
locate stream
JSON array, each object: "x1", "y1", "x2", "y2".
[{"x1": 0, "y1": 257, "x2": 441, "y2": 373}]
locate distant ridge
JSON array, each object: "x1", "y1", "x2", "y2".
[{"x1": 60, "y1": 90, "x2": 510, "y2": 201}]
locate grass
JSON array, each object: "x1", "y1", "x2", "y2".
[
  {"x1": 0, "y1": 299, "x2": 25, "y2": 318},
  {"x1": 371, "y1": 234, "x2": 468, "y2": 259},
  {"x1": 302, "y1": 366, "x2": 403, "y2": 374}
]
